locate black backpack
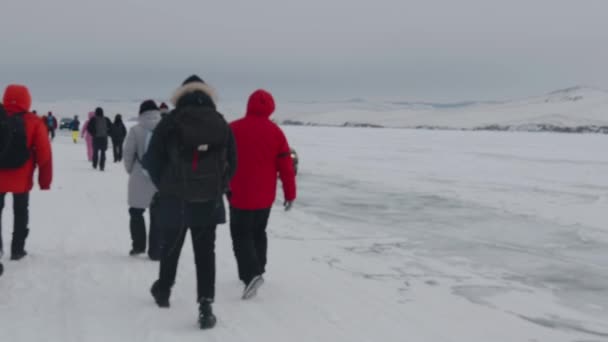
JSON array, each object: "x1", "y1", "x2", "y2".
[
  {"x1": 0, "y1": 107, "x2": 30, "y2": 169},
  {"x1": 159, "y1": 107, "x2": 230, "y2": 203}
]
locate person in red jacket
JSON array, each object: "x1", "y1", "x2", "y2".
[
  {"x1": 0, "y1": 85, "x2": 53, "y2": 260},
  {"x1": 229, "y1": 89, "x2": 296, "y2": 299}
]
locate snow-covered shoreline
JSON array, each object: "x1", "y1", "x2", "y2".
[
  {"x1": 36, "y1": 86, "x2": 608, "y2": 135},
  {"x1": 282, "y1": 120, "x2": 608, "y2": 134}
]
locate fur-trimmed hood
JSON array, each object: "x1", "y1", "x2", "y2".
[{"x1": 170, "y1": 82, "x2": 218, "y2": 107}]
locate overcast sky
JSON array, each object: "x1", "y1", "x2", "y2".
[{"x1": 1, "y1": 0, "x2": 607, "y2": 102}]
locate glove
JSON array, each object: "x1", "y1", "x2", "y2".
[{"x1": 284, "y1": 201, "x2": 293, "y2": 211}]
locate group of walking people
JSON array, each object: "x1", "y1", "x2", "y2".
[
  {"x1": 80, "y1": 110, "x2": 127, "y2": 170},
  {"x1": 0, "y1": 75, "x2": 297, "y2": 330}
]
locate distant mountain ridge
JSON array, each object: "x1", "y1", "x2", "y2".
[{"x1": 32, "y1": 86, "x2": 608, "y2": 134}]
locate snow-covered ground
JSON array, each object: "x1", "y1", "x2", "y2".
[{"x1": 1, "y1": 126, "x2": 608, "y2": 342}]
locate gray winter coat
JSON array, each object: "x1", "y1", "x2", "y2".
[{"x1": 124, "y1": 110, "x2": 161, "y2": 209}]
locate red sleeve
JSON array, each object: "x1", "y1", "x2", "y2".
[
  {"x1": 276, "y1": 127, "x2": 296, "y2": 202},
  {"x1": 32, "y1": 119, "x2": 53, "y2": 189}
]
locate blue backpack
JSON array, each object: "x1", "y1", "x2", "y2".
[{"x1": 47, "y1": 116, "x2": 54, "y2": 129}]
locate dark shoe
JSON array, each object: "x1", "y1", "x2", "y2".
[
  {"x1": 198, "y1": 300, "x2": 217, "y2": 330},
  {"x1": 148, "y1": 254, "x2": 160, "y2": 262},
  {"x1": 11, "y1": 229, "x2": 29, "y2": 258},
  {"x1": 11, "y1": 250, "x2": 28, "y2": 261},
  {"x1": 242, "y1": 275, "x2": 264, "y2": 300},
  {"x1": 129, "y1": 249, "x2": 145, "y2": 256},
  {"x1": 150, "y1": 280, "x2": 170, "y2": 308},
  {"x1": 0, "y1": 262, "x2": 4, "y2": 277}
]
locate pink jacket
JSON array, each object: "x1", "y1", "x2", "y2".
[{"x1": 81, "y1": 112, "x2": 95, "y2": 138}]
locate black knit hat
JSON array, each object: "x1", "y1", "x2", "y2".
[
  {"x1": 182, "y1": 75, "x2": 205, "y2": 86},
  {"x1": 139, "y1": 99, "x2": 159, "y2": 114},
  {"x1": 95, "y1": 107, "x2": 104, "y2": 117}
]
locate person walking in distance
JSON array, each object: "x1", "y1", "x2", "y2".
[
  {"x1": 0, "y1": 85, "x2": 53, "y2": 261},
  {"x1": 229, "y1": 89, "x2": 296, "y2": 299},
  {"x1": 86, "y1": 107, "x2": 112, "y2": 171},
  {"x1": 143, "y1": 75, "x2": 237, "y2": 329},
  {"x1": 70, "y1": 115, "x2": 80, "y2": 143},
  {"x1": 111, "y1": 114, "x2": 127, "y2": 163},
  {"x1": 45, "y1": 111, "x2": 58, "y2": 140},
  {"x1": 123, "y1": 100, "x2": 162, "y2": 260},
  {"x1": 81, "y1": 112, "x2": 95, "y2": 161},
  {"x1": 159, "y1": 102, "x2": 170, "y2": 119}
]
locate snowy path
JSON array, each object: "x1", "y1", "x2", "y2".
[{"x1": 1, "y1": 128, "x2": 608, "y2": 341}]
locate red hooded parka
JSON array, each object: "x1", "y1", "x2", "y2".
[
  {"x1": 0, "y1": 85, "x2": 53, "y2": 193},
  {"x1": 229, "y1": 90, "x2": 296, "y2": 210}
]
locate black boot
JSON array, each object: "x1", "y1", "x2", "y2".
[
  {"x1": 198, "y1": 299, "x2": 217, "y2": 330},
  {"x1": 0, "y1": 262, "x2": 4, "y2": 277},
  {"x1": 11, "y1": 228, "x2": 29, "y2": 261},
  {"x1": 129, "y1": 249, "x2": 145, "y2": 256},
  {"x1": 129, "y1": 208, "x2": 146, "y2": 256},
  {"x1": 150, "y1": 280, "x2": 170, "y2": 308},
  {"x1": 10, "y1": 251, "x2": 27, "y2": 261}
]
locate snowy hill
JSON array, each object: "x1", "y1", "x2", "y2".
[
  {"x1": 275, "y1": 86, "x2": 608, "y2": 132},
  {"x1": 31, "y1": 86, "x2": 608, "y2": 133}
]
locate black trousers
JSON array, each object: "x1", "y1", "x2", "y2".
[
  {"x1": 0, "y1": 193, "x2": 30, "y2": 256},
  {"x1": 129, "y1": 206, "x2": 161, "y2": 258},
  {"x1": 92, "y1": 137, "x2": 108, "y2": 170},
  {"x1": 49, "y1": 129, "x2": 55, "y2": 140},
  {"x1": 229, "y1": 207, "x2": 271, "y2": 284},
  {"x1": 157, "y1": 199, "x2": 217, "y2": 302},
  {"x1": 112, "y1": 139, "x2": 124, "y2": 162}
]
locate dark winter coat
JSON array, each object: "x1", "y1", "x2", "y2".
[
  {"x1": 155, "y1": 195, "x2": 221, "y2": 229},
  {"x1": 229, "y1": 89, "x2": 296, "y2": 210},
  {"x1": 45, "y1": 115, "x2": 57, "y2": 131},
  {"x1": 143, "y1": 81, "x2": 237, "y2": 225},
  {"x1": 111, "y1": 119, "x2": 127, "y2": 143},
  {"x1": 70, "y1": 119, "x2": 80, "y2": 131},
  {"x1": 87, "y1": 114, "x2": 112, "y2": 139}
]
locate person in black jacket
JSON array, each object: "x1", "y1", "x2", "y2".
[
  {"x1": 111, "y1": 114, "x2": 127, "y2": 163},
  {"x1": 86, "y1": 107, "x2": 113, "y2": 171},
  {"x1": 143, "y1": 75, "x2": 237, "y2": 330}
]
